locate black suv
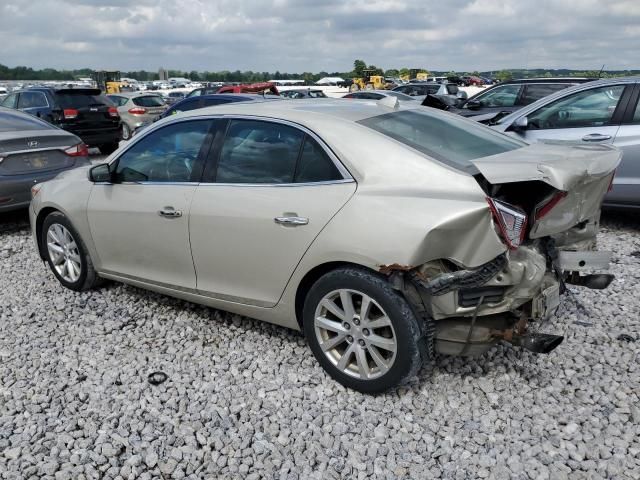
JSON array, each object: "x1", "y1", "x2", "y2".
[
  {"x1": 0, "y1": 87, "x2": 121, "y2": 154},
  {"x1": 451, "y1": 78, "x2": 594, "y2": 119}
]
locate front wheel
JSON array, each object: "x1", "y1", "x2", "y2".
[
  {"x1": 303, "y1": 267, "x2": 430, "y2": 393},
  {"x1": 41, "y1": 212, "x2": 102, "y2": 291}
]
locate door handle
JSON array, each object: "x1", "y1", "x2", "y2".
[
  {"x1": 159, "y1": 207, "x2": 182, "y2": 218},
  {"x1": 582, "y1": 133, "x2": 612, "y2": 142},
  {"x1": 274, "y1": 216, "x2": 309, "y2": 226}
]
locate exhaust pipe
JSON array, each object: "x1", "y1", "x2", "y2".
[{"x1": 509, "y1": 333, "x2": 564, "y2": 354}]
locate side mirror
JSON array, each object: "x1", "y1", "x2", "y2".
[
  {"x1": 511, "y1": 116, "x2": 529, "y2": 131},
  {"x1": 465, "y1": 99, "x2": 482, "y2": 110},
  {"x1": 89, "y1": 163, "x2": 112, "y2": 183}
]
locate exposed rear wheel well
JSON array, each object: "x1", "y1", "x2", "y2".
[
  {"x1": 294, "y1": 261, "x2": 379, "y2": 329},
  {"x1": 35, "y1": 207, "x2": 60, "y2": 260}
]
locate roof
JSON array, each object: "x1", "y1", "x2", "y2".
[{"x1": 108, "y1": 92, "x2": 163, "y2": 98}]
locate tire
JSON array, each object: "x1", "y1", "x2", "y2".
[
  {"x1": 121, "y1": 123, "x2": 132, "y2": 141},
  {"x1": 41, "y1": 212, "x2": 102, "y2": 292},
  {"x1": 303, "y1": 267, "x2": 430, "y2": 393},
  {"x1": 99, "y1": 142, "x2": 119, "y2": 155}
]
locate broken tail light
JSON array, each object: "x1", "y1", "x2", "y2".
[
  {"x1": 487, "y1": 198, "x2": 527, "y2": 249},
  {"x1": 63, "y1": 108, "x2": 79, "y2": 119},
  {"x1": 534, "y1": 191, "x2": 568, "y2": 221},
  {"x1": 64, "y1": 143, "x2": 89, "y2": 157}
]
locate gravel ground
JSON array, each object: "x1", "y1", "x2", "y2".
[{"x1": 0, "y1": 209, "x2": 639, "y2": 480}]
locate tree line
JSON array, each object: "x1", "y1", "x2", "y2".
[{"x1": 1, "y1": 61, "x2": 639, "y2": 82}]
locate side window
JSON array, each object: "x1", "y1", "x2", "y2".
[
  {"x1": 216, "y1": 120, "x2": 304, "y2": 184},
  {"x1": 519, "y1": 84, "x2": 570, "y2": 105},
  {"x1": 473, "y1": 84, "x2": 522, "y2": 108},
  {"x1": 18, "y1": 92, "x2": 48, "y2": 109},
  {"x1": 631, "y1": 95, "x2": 640, "y2": 123},
  {"x1": 2, "y1": 94, "x2": 18, "y2": 109},
  {"x1": 114, "y1": 120, "x2": 211, "y2": 183},
  {"x1": 295, "y1": 137, "x2": 342, "y2": 183},
  {"x1": 527, "y1": 85, "x2": 625, "y2": 130}
]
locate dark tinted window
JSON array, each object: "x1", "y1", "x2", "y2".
[
  {"x1": 0, "y1": 111, "x2": 54, "y2": 132},
  {"x1": 358, "y1": 109, "x2": 525, "y2": 169},
  {"x1": 1, "y1": 94, "x2": 18, "y2": 109},
  {"x1": 445, "y1": 84, "x2": 459, "y2": 95},
  {"x1": 133, "y1": 96, "x2": 165, "y2": 107},
  {"x1": 55, "y1": 92, "x2": 111, "y2": 108},
  {"x1": 520, "y1": 84, "x2": 570, "y2": 105},
  {"x1": 295, "y1": 137, "x2": 342, "y2": 183},
  {"x1": 108, "y1": 96, "x2": 128, "y2": 107},
  {"x1": 115, "y1": 120, "x2": 210, "y2": 182},
  {"x1": 18, "y1": 91, "x2": 48, "y2": 108},
  {"x1": 216, "y1": 120, "x2": 304, "y2": 184}
]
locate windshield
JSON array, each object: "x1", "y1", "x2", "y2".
[
  {"x1": 358, "y1": 109, "x2": 525, "y2": 170},
  {"x1": 384, "y1": 91, "x2": 416, "y2": 101}
]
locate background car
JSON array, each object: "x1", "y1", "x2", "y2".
[
  {"x1": 392, "y1": 82, "x2": 467, "y2": 106},
  {"x1": 461, "y1": 76, "x2": 485, "y2": 86},
  {"x1": 454, "y1": 78, "x2": 593, "y2": 118},
  {"x1": 490, "y1": 76, "x2": 640, "y2": 209},
  {"x1": 186, "y1": 86, "x2": 221, "y2": 98},
  {"x1": 1, "y1": 87, "x2": 121, "y2": 154},
  {"x1": 31, "y1": 100, "x2": 616, "y2": 393},
  {"x1": 280, "y1": 89, "x2": 328, "y2": 99},
  {"x1": 0, "y1": 107, "x2": 90, "y2": 211},
  {"x1": 342, "y1": 90, "x2": 416, "y2": 102},
  {"x1": 159, "y1": 93, "x2": 282, "y2": 119},
  {"x1": 107, "y1": 92, "x2": 167, "y2": 140},
  {"x1": 164, "y1": 91, "x2": 186, "y2": 105}
]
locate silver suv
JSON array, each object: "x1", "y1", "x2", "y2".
[{"x1": 491, "y1": 77, "x2": 640, "y2": 208}]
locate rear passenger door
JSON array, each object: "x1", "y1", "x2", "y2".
[
  {"x1": 189, "y1": 118, "x2": 356, "y2": 307},
  {"x1": 607, "y1": 83, "x2": 640, "y2": 206}
]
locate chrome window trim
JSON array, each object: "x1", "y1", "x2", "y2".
[
  {"x1": 109, "y1": 113, "x2": 355, "y2": 183},
  {"x1": 198, "y1": 178, "x2": 355, "y2": 187}
]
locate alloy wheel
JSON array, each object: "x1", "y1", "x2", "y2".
[
  {"x1": 314, "y1": 289, "x2": 397, "y2": 380},
  {"x1": 46, "y1": 223, "x2": 81, "y2": 283}
]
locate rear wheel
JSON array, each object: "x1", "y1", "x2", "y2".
[
  {"x1": 99, "y1": 142, "x2": 119, "y2": 155},
  {"x1": 41, "y1": 212, "x2": 102, "y2": 291},
  {"x1": 121, "y1": 123, "x2": 132, "y2": 141},
  {"x1": 303, "y1": 267, "x2": 429, "y2": 393}
]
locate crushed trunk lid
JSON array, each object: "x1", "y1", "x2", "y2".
[{"x1": 471, "y1": 143, "x2": 621, "y2": 238}]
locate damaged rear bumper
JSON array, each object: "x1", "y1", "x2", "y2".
[{"x1": 385, "y1": 243, "x2": 613, "y2": 357}]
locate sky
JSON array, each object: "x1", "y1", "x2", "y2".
[{"x1": 1, "y1": 0, "x2": 640, "y2": 73}]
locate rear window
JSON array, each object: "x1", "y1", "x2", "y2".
[
  {"x1": 133, "y1": 96, "x2": 165, "y2": 107},
  {"x1": 55, "y1": 92, "x2": 112, "y2": 108},
  {"x1": 358, "y1": 109, "x2": 525, "y2": 170},
  {"x1": 0, "y1": 111, "x2": 54, "y2": 132}
]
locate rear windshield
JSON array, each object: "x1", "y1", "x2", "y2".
[
  {"x1": 0, "y1": 110, "x2": 54, "y2": 132},
  {"x1": 358, "y1": 109, "x2": 525, "y2": 170},
  {"x1": 133, "y1": 96, "x2": 165, "y2": 107},
  {"x1": 55, "y1": 92, "x2": 112, "y2": 108}
]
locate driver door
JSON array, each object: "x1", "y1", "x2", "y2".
[
  {"x1": 87, "y1": 119, "x2": 214, "y2": 288},
  {"x1": 513, "y1": 84, "x2": 630, "y2": 145}
]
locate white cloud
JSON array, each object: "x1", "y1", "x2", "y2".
[{"x1": 0, "y1": 0, "x2": 639, "y2": 72}]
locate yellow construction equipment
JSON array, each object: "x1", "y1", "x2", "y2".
[
  {"x1": 91, "y1": 71, "x2": 125, "y2": 94},
  {"x1": 350, "y1": 69, "x2": 387, "y2": 92}
]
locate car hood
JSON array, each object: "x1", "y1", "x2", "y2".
[{"x1": 471, "y1": 142, "x2": 621, "y2": 191}]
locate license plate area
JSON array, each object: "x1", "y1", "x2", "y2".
[{"x1": 532, "y1": 283, "x2": 560, "y2": 320}]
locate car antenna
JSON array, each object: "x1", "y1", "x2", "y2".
[{"x1": 598, "y1": 64, "x2": 605, "y2": 78}]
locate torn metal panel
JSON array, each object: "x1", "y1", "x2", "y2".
[{"x1": 471, "y1": 142, "x2": 621, "y2": 191}]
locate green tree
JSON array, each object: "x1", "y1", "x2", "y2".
[
  {"x1": 353, "y1": 59, "x2": 367, "y2": 77},
  {"x1": 495, "y1": 70, "x2": 513, "y2": 82}
]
